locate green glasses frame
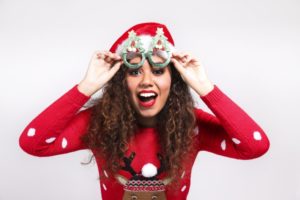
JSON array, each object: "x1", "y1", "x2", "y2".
[{"x1": 122, "y1": 50, "x2": 171, "y2": 69}]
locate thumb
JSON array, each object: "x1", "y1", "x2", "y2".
[
  {"x1": 171, "y1": 58, "x2": 187, "y2": 82},
  {"x1": 107, "y1": 61, "x2": 122, "y2": 77},
  {"x1": 171, "y1": 58, "x2": 185, "y2": 74}
]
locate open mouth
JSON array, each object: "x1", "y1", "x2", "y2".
[
  {"x1": 137, "y1": 91, "x2": 158, "y2": 107},
  {"x1": 138, "y1": 92, "x2": 157, "y2": 101}
]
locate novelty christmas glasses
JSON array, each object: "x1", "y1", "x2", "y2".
[{"x1": 121, "y1": 28, "x2": 172, "y2": 69}]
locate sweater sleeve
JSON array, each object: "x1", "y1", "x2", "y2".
[
  {"x1": 19, "y1": 84, "x2": 92, "y2": 157},
  {"x1": 195, "y1": 85, "x2": 270, "y2": 160}
]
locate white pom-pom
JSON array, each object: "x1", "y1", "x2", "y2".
[{"x1": 141, "y1": 163, "x2": 157, "y2": 178}]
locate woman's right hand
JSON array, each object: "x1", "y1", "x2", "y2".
[{"x1": 78, "y1": 51, "x2": 123, "y2": 96}]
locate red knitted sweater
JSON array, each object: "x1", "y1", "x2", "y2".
[{"x1": 19, "y1": 84, "x2": 270, "y2": 200}]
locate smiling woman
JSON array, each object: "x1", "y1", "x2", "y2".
[
  {"x1": 126, "y1": 63, "x2": 172, "y2": 120},
  {"x1": 19, "y1": 22, "x2": 270, "y2": 200}
]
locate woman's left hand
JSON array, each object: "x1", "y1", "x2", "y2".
[{"x1": 171, "y1": 52, "x2": 214, "y2": 96}]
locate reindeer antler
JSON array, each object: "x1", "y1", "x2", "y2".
[
  {"x1": 121, "y1": 152, "x2": 137, "y2": 176},
  {"x1": 157, "y1": 153, "x2": 166, "y2": 176}
]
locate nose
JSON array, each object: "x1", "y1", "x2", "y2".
[
  {"x1": 139, "y1": 70, "x2": 153, "y2": 88},
  {"x1": 139, "y1": 61, "x2": 154, "y2": 88}
]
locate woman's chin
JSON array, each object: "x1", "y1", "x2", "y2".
[{"x1": 137, "y1": 111, "x2": 158, "y2": 119}]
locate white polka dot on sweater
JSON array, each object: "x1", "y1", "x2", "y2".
[
  {"x1": 27, "y1": 128, "x2": 36, "y2": 137},
  {"x1": 181, "y1": 171, "x2": 185, "y2": 179},
  {"x1": 181, "y1": 185, "x2": 187, "y2": 192},
  {"x1": 232, "y1": 138, "x2": 241, "y2": 144},
  {"x1": 61, "y1": 138, "x2": 68, "y2": 148},
  {"x1": 221, "y1": 139, "x2": 226, "y2": 151},
  {"x1": 45, "y1": 137, "x2": 56, "y2": 144},
  {"x1": 102, "y1": 183, "x2": 107, "y2": 191},
  {"x1": 253, "y1": 131, "x2": 262, "y2": 140},
  {"x1": 103, "y1": 170, "x2": 109, "y2": 178}
]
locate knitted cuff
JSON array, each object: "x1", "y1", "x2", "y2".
[
  {"x1": 200, "y1": 85, "x2": 225, "y2": 106},
  {"x1": 65, "y1": 84, "x2": 91, "y2": 107}
]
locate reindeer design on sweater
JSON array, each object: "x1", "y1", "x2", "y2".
[{"x1": 115, "y1": 152, "x2": 173, "y2": 200}]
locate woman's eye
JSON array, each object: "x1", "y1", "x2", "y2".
[
  {"x1": 153, "y1": 69, "x2": 164, "y2": 75},
  {"x1": 128, "y1": 70, "x2": 141, "y2": 76}
]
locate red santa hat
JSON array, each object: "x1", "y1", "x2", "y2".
[{"x1": 109, "y1": 22, "x2": 176, "y2": 55}]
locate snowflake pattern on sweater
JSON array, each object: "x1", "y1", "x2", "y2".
[{"x1": 19, "y1": 84, "x2": 270, "y2": 200}]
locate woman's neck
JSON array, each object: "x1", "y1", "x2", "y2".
[{"x1": 137, "y1": 116, "x2": 157, "y2": 128}]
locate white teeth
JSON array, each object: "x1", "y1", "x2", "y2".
[{"x1": 139, "y1": 93, "x2": 156, "y2": 97}]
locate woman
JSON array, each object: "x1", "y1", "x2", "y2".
[{"x1": 19, "y1": 22, "x2": 270, "y2": 200}]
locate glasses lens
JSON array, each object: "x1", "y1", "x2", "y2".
[
  {"x1": 149, "y1": 50, "x2": 170, "y2": 66},
  {"x1": 125, "y1": 52, "x2": 143, "y2": 66}
]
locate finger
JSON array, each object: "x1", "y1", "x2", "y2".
[
  {"x1": 173, "y1": 52, "x2": 190, "y2": 63},
  {"x1": 172, "y1": 52, "x2": 184, "y2": 60},
  {"x1": 171, "y1": 58, "x2": 185, "y2": 75},
  {"x1": 95, "y1": 51, "x2": 107, "y2": 60},
  {"x1": 190, "y1": 57, "x2": 201, "y2": 66},
  {"x1": 173, "y1": 54, "x2": 184, "y2": 60},
  {"x1": 172, "y1": 55, "x2": 185, "y2": 64},
  {"x1": 97, "y1": 53, "x2": 105, "y2": 60},
  {"x1": 178, "y1": 52, "x2": 188, "y2": 59},
  {"x1": 113, "y1": 54, "x2": 122, "y2": 61},
  {"x1": 105, "y1": 52, "x2": 122, "y2": 63},
  {"x1": 172, "y1": 52, "x2": 180, "y2": 57},
  {"x1": 182, "y1": 52, "x2": 194, "y2": 62},
  {"x1": 104, "y1": 54, "x2": 113, "y2": 63},
  {"x1": 184, "y1": 54, "x2": 192, "y2": 64},
  {"x1": 102, "y1": 51, "x2": 110, "y2": 58},
  {"x1": 107, "y1": 51, "x2": 121, "y2": 60}
]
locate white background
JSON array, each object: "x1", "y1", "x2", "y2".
[{"x1": 0, "y1": 0, "x2": 299, "y2": 199}]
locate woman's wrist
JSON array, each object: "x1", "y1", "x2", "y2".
[
  {"x1": 77, "y1": 80, "x2": 100, "y2": 97},
  {"x1": 194, "y1": 79, "x2": 214, "y2": 97}
]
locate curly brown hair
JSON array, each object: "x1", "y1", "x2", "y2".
[{"x1": 81, "y1": 63, "x2": 197, "y2": 188}]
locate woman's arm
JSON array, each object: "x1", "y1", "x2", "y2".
[
  {"x1": 171, "y1": 52, "x2": 269, "y2": 159},
  {"x1": 19, "y1": 51, "x2": 123, "y2": 157},
  {"x1": 194, "y1": 85, "x2": 270, "y2": 159},
  {"x1": 19, "y1": 85, "x2": 92, "y2": 157}
]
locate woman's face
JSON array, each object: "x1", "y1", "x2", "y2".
[{"x1": 125, "y1": 58, "x2": 172, "y2": 119}]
